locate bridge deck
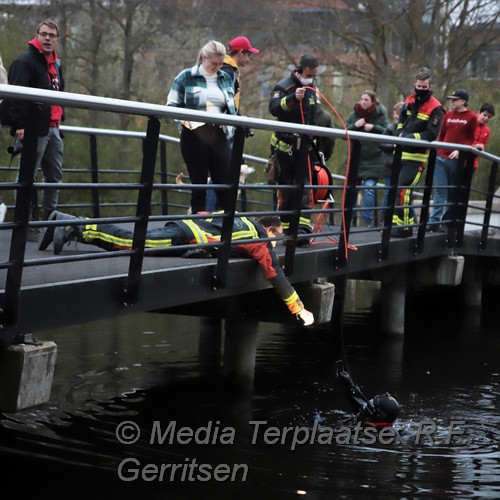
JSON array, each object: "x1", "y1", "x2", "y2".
[{"x1": 2, "y1": 219, "x2": 498, "y2": 336}]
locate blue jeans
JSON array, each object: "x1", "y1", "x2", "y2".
[
  {"x1": 359, "y1": 178, "x2": 377, "y2": 225},
  {"x1": 16, "y1": 126, "x2": 64, "y2": 219},
  {"x1": 430, "y1": 155, "x2": 458, "y2": 223},
  {"x1": 380, "y1": 175, "x2": 391, "y2": 220},
  {"x1": 205, "y1": 178, "x2": 218, "y2": 212}
]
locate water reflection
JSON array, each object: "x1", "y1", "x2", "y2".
[{"x1": 0, "y1": 282, "x2": 499, "y2": 498}]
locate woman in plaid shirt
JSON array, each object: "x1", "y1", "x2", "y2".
[{"x1": 167, "y1": 40, "x2": 237, "y2": 214}]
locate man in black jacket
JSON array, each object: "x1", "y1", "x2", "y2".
[
  {"x1": 6, "y1": 19, "x2": 65, "y2": 238},
  {"x1": 269, "y1": 54, "x2": 320, "y2": 244}
]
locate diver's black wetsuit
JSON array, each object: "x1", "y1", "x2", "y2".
[{"x1": 336, "y1": 360, "x2": 400, "y2": 428}]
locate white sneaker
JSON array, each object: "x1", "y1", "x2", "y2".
[{"x1": 0, "y1": 202, "x2": 6, "y2": 223}]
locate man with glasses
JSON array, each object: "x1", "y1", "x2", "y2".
[{"x1": 5, "y1": 19, "x2": 65, "y2": 241}]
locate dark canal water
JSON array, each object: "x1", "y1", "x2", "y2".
[{"x1": 1, "y1": 282, "x2": 499, "y2": 499}]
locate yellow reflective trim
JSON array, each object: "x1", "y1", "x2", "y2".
[
  {"x1": 416, "y1": 112, "x2": 430, "y2": 121},
  {"x1": 392, "y1": 170, "x2": 421, "y2": 227},
  {"x1": 299, "y1": 217, "x2": 313, "y2": 229},
  {"x1": 183, "y1": 219, "x2": 209, "y2": 244},
  {"x1": 414, "y1": 133, "x2": 421, "y2": 140},
  {"x1": 280, "y1": 96, "x2": 289, "y2": 111},
  {"x1": 271, "y1": 135, "x2": 292, "y2": 153},
  {"x1": 284, "y1": 290, "x2": 299, "y2": 306},
  {"x1": 284, "y1": 290, "x2": 302, "y2": 313},
  {"x1": 410, "y1": 170, "x2": 422, "y2": 188},
  {"x1": 82, "y1": 227, "x2": 174, "y2": 248},
  {"x1": 144, "y1": 239, "x2": 173, "y2": 248},
  {"x1": 82, "y1": 228, "x2": 131, "y2": 247},
  {"x1": 402, "y1": 151, "x2": 429, "y2": 162},
  {"x1": 229, "y1": 218, "x2": 259, "y2": 241}
]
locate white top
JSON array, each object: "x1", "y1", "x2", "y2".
[{"x1": 199, "y1": 66, "x2": 225, "y2": 114}]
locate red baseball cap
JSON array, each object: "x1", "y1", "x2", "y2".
[{"x1": 228, "y1": 36, "x2": 260, "y2": 54}]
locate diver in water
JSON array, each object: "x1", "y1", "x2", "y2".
[{"x1": 336, "y1": 360, "x2": 401, "y2": 428}]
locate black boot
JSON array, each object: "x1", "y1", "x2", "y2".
[
  {"x1": 52, "y1": 211, "x2": 83, "y2": 255},
  {"x1": 38, "y1": 210, "x2": 59, "y2": 250}
]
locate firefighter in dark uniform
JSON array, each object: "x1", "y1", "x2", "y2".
[
  {"x1": 268, "y1": 54, "x2": 321, "y2": 244},
  {"x1": 392, "y1": 69, "x2": 444, "y2": 237},
  {"x1": 41, "y1": 211, "x2": 315, "y2": 326}
]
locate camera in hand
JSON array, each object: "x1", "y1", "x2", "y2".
[{"x1": 7, "y1": 138, "x2": 22, "y2": 157}]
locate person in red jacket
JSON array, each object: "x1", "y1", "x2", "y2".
[
  {"x1": 428, "y1": 89, "x2": 478, "y2": 231},
  {"x1": 473, "y1": 103, "x2": 495, "y2": 170}
]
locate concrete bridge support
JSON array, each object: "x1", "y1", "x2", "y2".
[
  {"x1": 0, "y1": 341, "x2": 57, "y2": 412},
  {"x1": 296, "y1": 281, "x2": 335, "y2": 324},
  {"x1": 436, "y1": 255, "x2": 465, "y2": 286},
  {"x1": 198, "y1": 318, "x2": 222, "y2": 374},
  {"x1": 380, "y1": 271, "x2": 407, "y2": 336},
  {"x1": 461, "y1": 257, "x2": 482, "y2": 308},
  {"x1": 223, "y1": 306, "x2": 259, "y2": 391}
]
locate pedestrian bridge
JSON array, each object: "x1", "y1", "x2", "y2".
[{"x1": 1, "y1": 84, "x2": 500, "y2": 347}]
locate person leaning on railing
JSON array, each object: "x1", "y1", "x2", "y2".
[
  {"x1": 428, "y1": 89, "x2": 477, "y2": 231},
  {"x1": 472, "y1": 103, "x2": 495, "y2": 170},
  {"x1": 346, "y1": 90, "x2": 390, "y2": 228},
  {"x1": 38, "y1": 211, "x2": 315, "y2": 326}
]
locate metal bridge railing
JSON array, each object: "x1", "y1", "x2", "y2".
[{"x1": 0, "y1": 84, "x2": 499, "y2": 345}]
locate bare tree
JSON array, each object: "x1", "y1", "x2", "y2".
[{"x1": 328, "y1": 0, "x2": 499, "y2": 104}]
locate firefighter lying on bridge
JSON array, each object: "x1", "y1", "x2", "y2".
[{"x1": 38, "y1": 211, "x2": 315, "y2": 326}]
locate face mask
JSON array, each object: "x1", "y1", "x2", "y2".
[
  {"x1": 298, "y1": 74, "x2": 315, "y2": 86},
  {"x1": 415, "y1": 88, "x2": 431, "y2": 100}
]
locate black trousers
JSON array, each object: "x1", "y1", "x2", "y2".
[
  {"x1": 275, "y1": 149, "x2": 313, "y2": 231},
  {"x1": 180, "y1": 124, "x2": 231, "y2": 214},
  {"x1": 392, "y1": 160, "x2": 424, "y2": 228}
]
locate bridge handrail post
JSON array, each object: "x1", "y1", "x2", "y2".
[
  {"x1": 335, "y1": 139, "x2": 360, "y2": 269},
  {"x1": 0, "y1": 104, "x2": 40, "y2": 345},
  {"x1": 283, "y1": 134, "x2": 311, "y2": 277},
  {"x1": 414, "y1": 149, "x2": 437, "y2": 254},
  {"x1": 379, "y1": 145, "x2": 403, "y2": 260},
  {"x1": 453, "y1": 151, "x2": 476, "y2": 248},
  {"x1": 122, "y1": 116, "x2": 161, "y2": 307},
  {"x1": 159, "y1": 140, "x2": 168, "y2": 215},
  {"x1": 480, "y1": 160, "x2": 498, "y2": 250},
  {"x1": 213, "y1": 126, "x2": 246, "y2": 291},
  {"x1": 89, "y1": 134, "x2": 100, "y2": 218}
]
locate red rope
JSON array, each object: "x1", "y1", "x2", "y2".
[{"x1": 299, "y1": 87, "x2": 354, "y2": 257}]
